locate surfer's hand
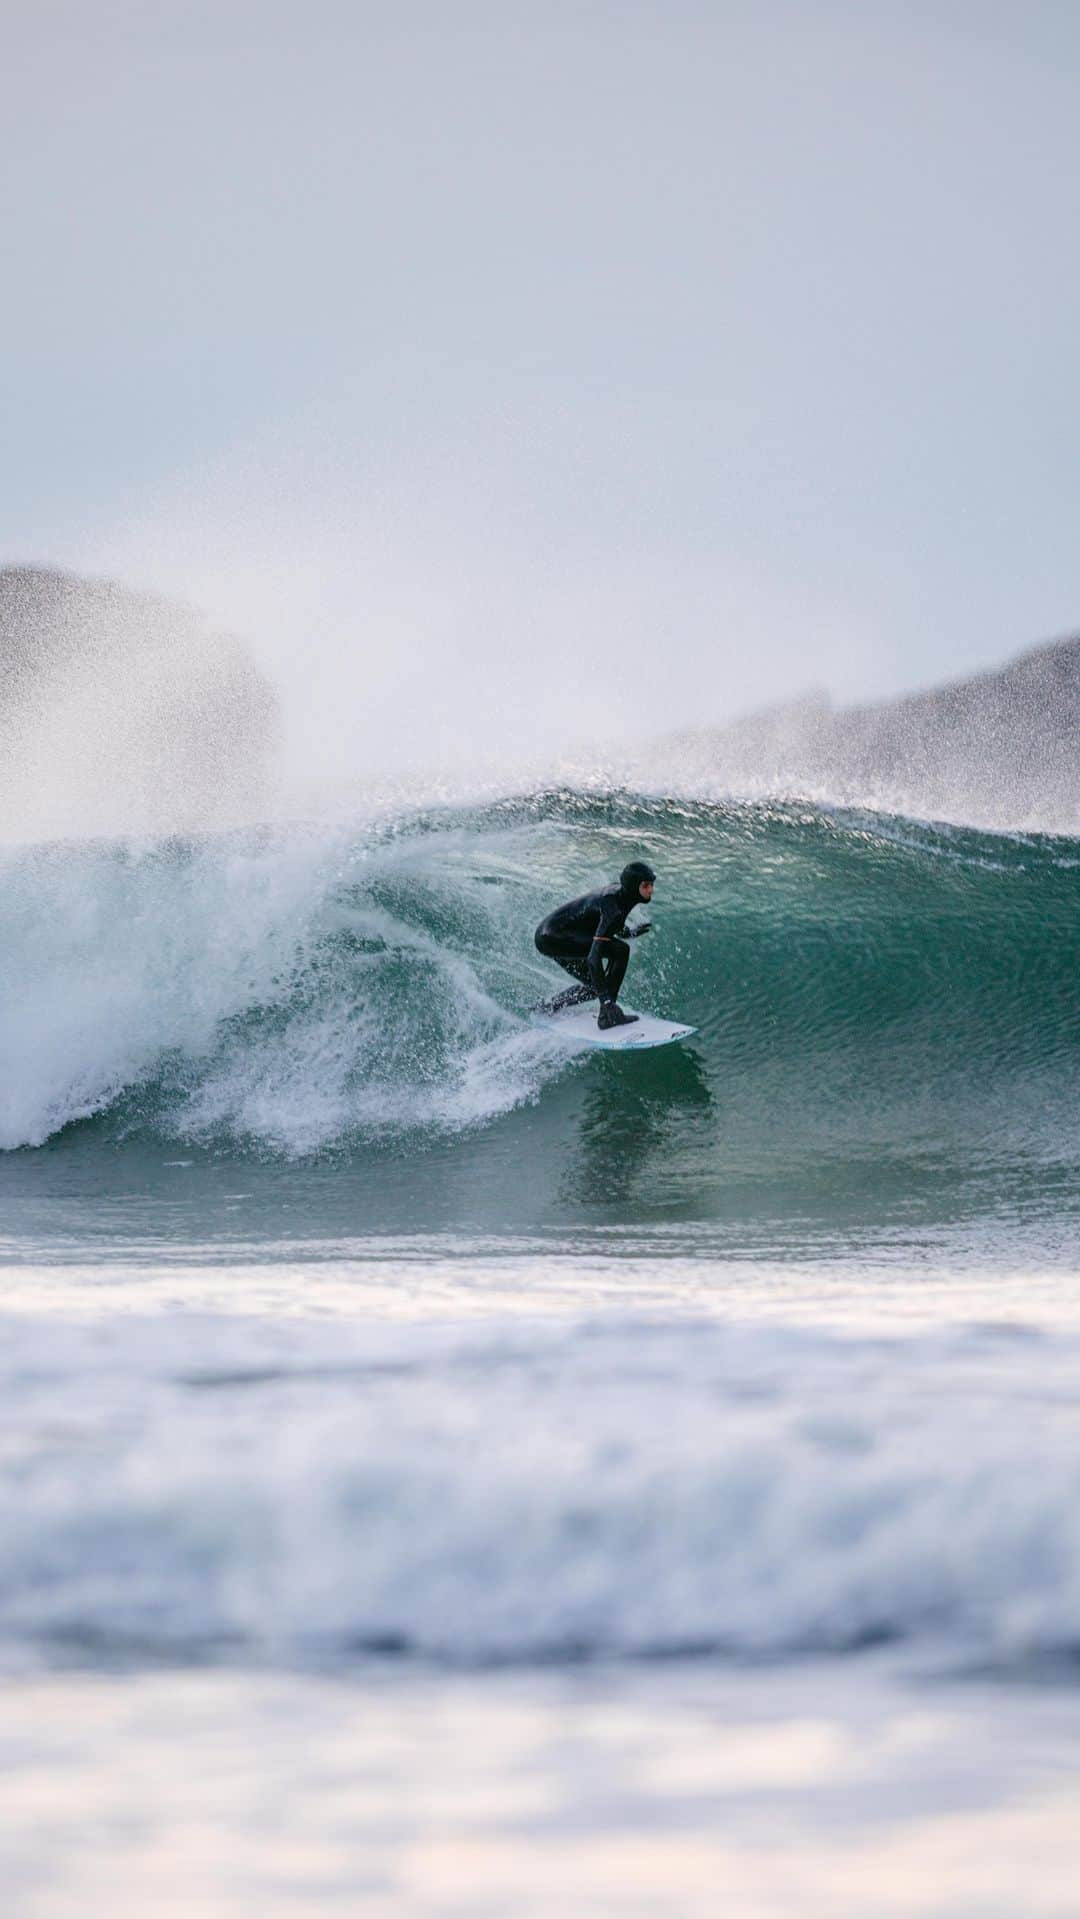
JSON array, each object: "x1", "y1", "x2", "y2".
[{"x1": 628, "y1": 921, "x2": 652, "y2": 939}]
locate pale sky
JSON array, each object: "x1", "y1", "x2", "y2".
[{"x1": 5, "y1": 0, "x2": 1079, "y2": 776}]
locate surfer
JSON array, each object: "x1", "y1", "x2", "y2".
[{"x1": 534, "y1": 861, "x2": 656, "y2": 1029}]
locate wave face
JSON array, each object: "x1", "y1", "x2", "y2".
[{"x1": 4, "y1": 790, "x2": 1080, "y2": 1239}]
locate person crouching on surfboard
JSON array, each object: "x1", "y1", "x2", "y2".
[{"x1": 534, "y1": 860, "x2": 656, "y2": 1029}]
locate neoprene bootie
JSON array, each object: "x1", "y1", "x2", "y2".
[{"x1": 597, "y1": 1003, "x2": 638, "y2": 1030}]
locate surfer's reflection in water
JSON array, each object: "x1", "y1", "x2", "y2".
[
  {"x1": 534, "y1": 859, "x2": 657, "y2": 1030},
  {"x1": 564, "y1": 1047, "x2": 714, "y2": 1212}
]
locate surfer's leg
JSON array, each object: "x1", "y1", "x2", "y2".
[
  {"x1": 541, "y1": 984, "x2": 594, "y2": 1012},
  {"x1": 602, "y1": 936, "x2": 630, "y2": 1003},
  {"x1": 534, "y1": 933, "x2": 597, "y2": 1012},
  {"x1": 594, "y1": 938, "x2": 636, "y2": 1026}
]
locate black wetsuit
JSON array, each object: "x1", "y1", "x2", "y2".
[{"x1": 534, "y1": 882, "x2": 642, "y2": 1011}]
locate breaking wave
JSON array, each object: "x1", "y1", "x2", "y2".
[{"x1": 4, "y1": 788, "x2": 1080, "y2": 1170}]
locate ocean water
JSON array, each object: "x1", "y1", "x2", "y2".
[{"x1": 4, "y1": 788, "x2": 1080, "y2": 1915}]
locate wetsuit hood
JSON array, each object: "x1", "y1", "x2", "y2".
[{"x1": 619, "y1": 859, "x2": 656, "y2": 903}]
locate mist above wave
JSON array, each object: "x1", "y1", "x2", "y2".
[
  {"x1": 657, "y1": 630, "x2": 1080, "y2": 832},
  {"x1": 4, "y1": 561, "x2": 1078, "y2": 845},
  {"x1": 0, "y1": 567, "x2": 277, "y2": 842}
]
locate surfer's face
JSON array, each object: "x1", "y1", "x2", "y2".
[{"x1": 638, "y1": 880, "x2": 654, "y2": 902}]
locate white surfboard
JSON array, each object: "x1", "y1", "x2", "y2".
[{"x1": 529, "y1": 1004, "x2": 697, "y2": 1051}]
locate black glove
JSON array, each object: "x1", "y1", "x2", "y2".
[{"x1": 627, "y1": 921, "x2": 652, "y2": 939}]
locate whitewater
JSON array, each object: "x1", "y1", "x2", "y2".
[{"x1": 5, "y1": 782, "x2": 1080, "y2": 1916}]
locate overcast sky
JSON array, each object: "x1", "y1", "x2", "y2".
[{"x1": 5, "y1": 0, "x2": 1079, "y2": 774}]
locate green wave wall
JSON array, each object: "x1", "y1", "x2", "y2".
[{"x1": 5, "y1": 791, "x2": 1080, "y2": 1253}]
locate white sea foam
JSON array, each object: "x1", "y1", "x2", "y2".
[
  {"x1": 0, "y1": 821, "x2": 558, "y2": 1154},
  {"x1": 2, "y1": 1301, "x2": 1079, "y2": 1670}
]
